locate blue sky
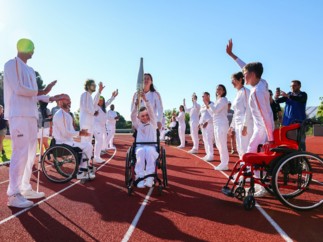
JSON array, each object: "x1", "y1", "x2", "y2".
[{"x1": 1, "y1": 1, "x2": 322, "y2": 120}]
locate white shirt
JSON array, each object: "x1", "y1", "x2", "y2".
[
  {"x1": 79, "y1": 91, "x2": 100, "y2": 127},
  {"x1": 131, "y1": 101, "x2": 157, "y2": 143},
  {"x1": 94, "y1": 107, "x2": 108, "y2": 127},
  {"x1": 184, "y1": 100, "x2": 201, "y2": 124},
  {"x1": 3, "y1": 57, "x2": 49, "y2": 119},
  {"x1": 231, "y1": 86, "x2": 253, "y2": 129},
  {"x1": 53, "y1": 109, "x2": 79, "y2": 144},
  {"x1": 199, "y1": 101, "x2": 213, "y2": 126},
  {"x1": 131, "y1": 91, "x2": 163, "y2": 123},
  {"x1": 176, "y1": 111, "x2": 185, "y2": 126},
  {"x1": 106, "y1": 110, "x2": 118, "y2": 128},
  {"x1": 235, "y1": 58, "x2": 274, "y2": 141},
  {"x1": 208, "y1": 97, "x2": 229, "y2": 126}
]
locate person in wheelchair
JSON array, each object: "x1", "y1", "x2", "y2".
[
  {"x1": 131, "y1": 92, "x2": 159, "y2": 188},
  {"x1": 164, "y1": 116, "x2": 179, "y2": 144},
  {"x1": 52, "y1": 95, "x2": 95, "y2": 180}
]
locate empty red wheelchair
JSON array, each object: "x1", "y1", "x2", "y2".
[{"x1": 222, "y1": 119, "x2": 323, "y2": 211}]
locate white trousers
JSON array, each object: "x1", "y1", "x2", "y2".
[
  {"x1": 214, "y1": 123, "x2": 229, "y2": 166},
  {"x1": 7, "y1": 117, "x2": 38, "y2": 196},
  {"x1": 247, "y1": 125, "x2": 267, "y2": 153},
  {"x1": 190, "y1": 121, "x2": 199, "y2": 150},
  {"x1": 235, "y1": 123, "x2": 253, "y2": 159},
  {"x1": 135, "y1": 146, "x2": 159, "y2": 178},
  {"x1": 93, "y1": 126, "x2": 108, "y2": 159},
  {"x1": 201, "y1": 122, "x2": 214, "y2": 158},
  {"x1": 57, "y1": 140, "x2": 93, "y2": 169},
  {"x1": 106, "y1": 125, "x2": 116, "y2": 148},
  {"x1": 80, "y1": 120, "x2": 94, "y2": 143},
  {"x1": 178, "y1": 123, "x2": 186, "y2": 147}
]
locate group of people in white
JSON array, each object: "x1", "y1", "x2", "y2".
[{"x1": 4, "y1": 37, "x2": 276, "y2": 208}]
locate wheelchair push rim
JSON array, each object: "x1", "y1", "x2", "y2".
[
  {"x1": 41, "y1": 145, "x2": 79, "y2": 183},
  {"x1": 272, "y1": 152, "x2": 323, "y2": 210}
]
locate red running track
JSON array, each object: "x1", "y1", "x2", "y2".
[{"x1": 0, "y1": 134, "x2": 322, "y2": 242}]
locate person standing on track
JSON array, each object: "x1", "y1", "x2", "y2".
[
  {"x1": 228, "y1": 72, "x2": 253, "y2": 159},
  {"x1": 184, "y1": 93, "x2": 201, "y2": 154},
  {"x1": 4, "y1": 38, "x2": 66, "y2": 208},
  {"x1": 176, "y1": 105, "x2": 186, "y2": 148},
  {"x1": 79, "y1": 79, "x2": 104, "y2": 143},
  {"x1": 106, "y1": 103, "x2": 119, "y2": 149},
  {"x1": 199, "y1": 92, "x2": 215, "y2": 161},
  {"x1": 205, "y1": 85, "x2": 230, "y2": 170},
  {"x1": 226, "y1": 39, "x2": 274, "y2": 197},
  {"x1": 131, "y1": 73, "x2": 163, "y2": 130},
  {"x1": 131, "y1": 92, "x2": 159, "y2": 188},
  {"x1": 53, "y1": 95, "x2": 95, "y2": 180}
]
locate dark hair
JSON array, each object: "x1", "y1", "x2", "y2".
[
  {"x1": 243, "y1": 62, "x2": 263, "y2": 79},
  {"x1": 292, "y1": 80, "x2": 301, "y2": 87},
  {"x1": 217, "y1": 84, "x2": 227, "y2": 97},
  {"x1": 144, "y1": 73, "x2": 156, "y2": 92},
  {"x1": 84, "y1": 79, "x2": 95, "y2": 91},
  {"x1": 232, "y1": 71, "x2": 245, "y2": 85},
  {"x1": 139, "y1": 106, "x2": 147, "y2": 113},
  {"x1": 268, "y1": 89, "x2": 273, "y2": 96},
  {"x1": 203, "y1": 91, "x2": 210, "y2": 96},
  {"x1": 99, "y1": 96, "x2": 106, "y2": 113},
  {"x1": 179, "y1": 105, "x2": 185, "y2": 112}
]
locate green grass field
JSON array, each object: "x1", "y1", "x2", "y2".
[{"x1": 0, "y1": 138, "x2": 12, "y2": 162}]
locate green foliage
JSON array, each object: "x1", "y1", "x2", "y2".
[
  {"x1": 116, "y1": 112, "x2": 132, "y2": 129},
  {"x1": 316, "y1": 97, "x2": 323, "y2": 122},
  {"x1": 35, "y1": 71, "x2": 46, "y2": 90}
]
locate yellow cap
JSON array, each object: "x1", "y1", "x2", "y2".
[{"x1": 17, "y1": 38, "x2": 35, "y2": 53}]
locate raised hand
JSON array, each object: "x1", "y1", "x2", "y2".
[
  {"x1": 112, "y1": 89, "x2": 119, "y2": 97},
  {"x1": 44, "y1": 80, "x2": 57, "y2": 94},
  {"x1": 99, "y1": 82, "x2": 105, "y2": 93},
  {"x1": 226, "y1": 39, "x2": 238, "y2": 60}
]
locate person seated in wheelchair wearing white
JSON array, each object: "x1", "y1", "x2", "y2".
[
  {"x1": 131, "y1": 92, "x2": 159, "y2": 188},
  {"x1": 52, "y1": 95, "x2": 95, "y2": 180}
]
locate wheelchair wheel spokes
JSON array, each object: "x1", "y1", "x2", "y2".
[
  {"x1": 161, "y1": 147, "x2": 168, "y2": 188},
  {"x1": 41, "y1": 146, "x2": 78, "y2": 183},
  {"x1": 273, "y1": 152, "x2": 323, "y2": 210}
]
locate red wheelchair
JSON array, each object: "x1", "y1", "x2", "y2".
[{"x1": 222, "y1": 119, "x2": 323, "y2": 211}]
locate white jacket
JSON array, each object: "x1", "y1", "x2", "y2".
[
  {"x1": 79, "y1": 91, "x2": 100, "y2": 128},
  {"x1": 208, "y1": 97, "x2": 229, "y2": 126},
  {"x1": 184, "y1": 100, "x2": 201, "y2": 124},
  {"x1": 53, "y1": 109, "x2": 79, "y2": 144}
]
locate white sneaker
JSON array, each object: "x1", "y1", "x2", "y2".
[
  {"x1": 177, "y1": 145, "x2": 185, "y2": 148},
  {"x1": 77, "y1": 170, "x2": 95, "y2": 180},
  {"x1": 215, "y1": 164, "x2": 229, "y2": 171},
  {"x1": 202, "y1": 156, "x2": 213, "y2": 162},
  {"x1": 145, "y1": 177, "x2": 154, "y2": 188},
  {"x1": 94, "y1": 157, "x2": 105, "y2": 164},
  {"x1": 8, "y1": 193, "x2": 34, "y2": 208},
  {"x1": 137, "y1": 180, "x2": 145, "y2": 188},
  {"x1": 188, "y1": 149, "x2": 198, "y2": 154},
  {"x1": 21, "y1": 189, "x2": 45, "y2": 199},
  {"x1": 254, "y1": 185, "x2": 268, "y2": 197}
]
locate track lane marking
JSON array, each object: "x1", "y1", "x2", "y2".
[
  {"x1": 0, "y1": 148, "x2": 117, "y2": 225},
  {"x1": 172, "y1": 146, "x2": 293, "y2": 242}
]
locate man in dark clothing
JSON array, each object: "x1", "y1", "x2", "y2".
[
  {"x1": 275, "y1": 80, "x2": 307, "y2": 126},
  {"x1": 269, "y1": 90, "x2": 282, "y2": 128}
]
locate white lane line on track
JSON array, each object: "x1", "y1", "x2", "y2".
[
  {"x1": 0, "y1": 148, "x2": 117, "y2": 226},
  {"x1": 173, "y1": 147, "x2": 293, "y2": 242},
  {"x1": 121, "y1": 187, "x2": 154, "y2": 242}
]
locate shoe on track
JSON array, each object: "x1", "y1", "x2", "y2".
[
  {"x1": 8, "y1": 193, "x2": 34, "y2": 208},
  {"x1": 93, "y1": 157, "x2": 105, "y2": 164},
  {"x1": 215, "y1": 164, "x2": 229, "y2": 171},
  {"x1": 145, "y1": 177, "x2": 154, "y2": 188},
  {"x1": 77, "y1": 169, "x2": 95, "y2": 180},
  {"x1": 137, "y1": 180, "x2": 145, "y2": 188},
  {"x1": 21, "y1": 189, "x2": 45, "y2": 199},
  {"x1": 188, "y1": 149, "x2": 198, "y2": 154}
]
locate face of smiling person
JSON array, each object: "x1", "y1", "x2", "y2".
[
  {"x1": 144, "y1": 74, "x2": 152, "y2": 90},
  {"x1": 216, "y1": 86, "x2": 224, "y2": 97},
  {"x1": 138, "y1": 110, "x2": 150, "y2": 123}
]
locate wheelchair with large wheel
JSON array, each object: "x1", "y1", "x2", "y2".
[
  {"x1": 125, "y1": 130, "x2": 168, "y2": 195},
  {"x1": 222, "y1": 119, "x2": 323, "y2": 211},
  {"x1": 41, "y1": 139, "x2": 94, "y2": 183}
]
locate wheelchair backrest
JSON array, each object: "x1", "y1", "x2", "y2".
[{"x1": 273, "y1": 123, "x2": 300, "y2": 151}]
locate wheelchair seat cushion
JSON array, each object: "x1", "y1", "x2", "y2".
[{"x1": 242, "y1": 152, "x2": 281, "y2": 165}]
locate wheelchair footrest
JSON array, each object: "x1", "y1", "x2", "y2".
[{"x1": 222, "y1": 186, "x2": 234, "y2": 197}]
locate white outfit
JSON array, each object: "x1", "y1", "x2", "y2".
[
  {"x1": 4, "y1": 57, "x2": 50, "y2": 196},
  {"x1": 160, "y1": 116, "x2": 167, "y2": 141},
  {"x1": 79, "y1": 91, "x2": 100, "y2": 143},
  {"x1": 131, "y1": 91, "x2": 163, "y2": 124},
  {"x1": 199, "y1": 102, "x2": 214, "y2": 159},
  {"x1": 131, "y1": 101, "x2": 159, "y2": 178},
  {"x1": 93, "y1": 108, "x2": 108, "y2": 159},
  {"x1": 231, "y1": 87, "x2": 254, "y2": 158},
  {"x1": 185, "y1": 100, "x2": 201, "y2": 150},
  {"x1": 208, "y1": 97, "x2": 229, "y2": 166},
  {"x1": 106, "y1": 109, "x2": 118, "y2": 148},
  {"x1": 235, "y1": 58, "x2": 274, "y2": 152},
  {"x1": 176, "y1": 111, "x2": 186, "y2": 147},
  {"x1": 53, "y1": 109, "x2": 93, "y2": 169}
]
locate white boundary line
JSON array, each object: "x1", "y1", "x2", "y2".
[
  {"x1": 121, "y1": 187, "x2": 154, "y2": 242},
  {"x1": 173, "y1": 147, "x2": 293, "y2": 242},
  {"x1": 0, "y1": 148, "x2": 117, "y2": 226}
]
